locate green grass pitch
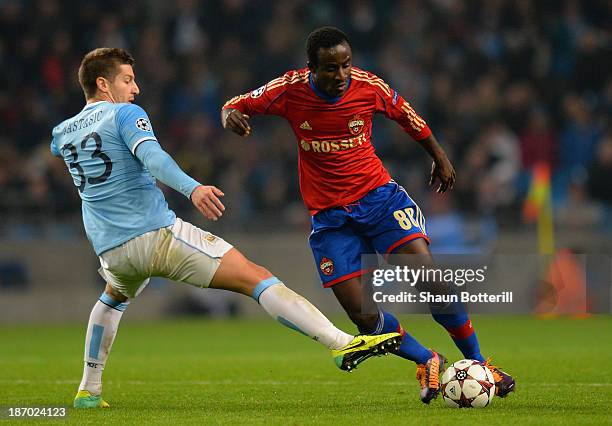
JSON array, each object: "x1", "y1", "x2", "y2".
[{"x1": 1, "y1": 315, "x2": 611, "y2": 425}]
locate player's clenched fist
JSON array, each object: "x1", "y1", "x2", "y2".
[
  {"x1": 190, "y1": 185, "x2": 226, "y2": 221},
  {"x1": 221, "y1": 108, "x2": 251, "y2": 137}
]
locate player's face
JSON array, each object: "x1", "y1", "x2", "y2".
[
  {"x1": 106, "y1": 64, "x2": 140, "y2": 103},
  {"x1": 310, "y1": 42, "x2": 352, "y2": 98}
]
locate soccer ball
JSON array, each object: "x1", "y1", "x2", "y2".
[{"x1": 441, "y1": 359, "x2": 495, "y2": 408}]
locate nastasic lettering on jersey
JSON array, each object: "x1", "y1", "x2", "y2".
[{"x1": 63, "y1": 111, "x2": 103, "y2": 135}]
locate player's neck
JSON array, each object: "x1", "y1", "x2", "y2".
[
  {"x1": 88, "y1": 92, "x2": 115, "y2": 104},
  {"x1": 311, "y1": 77, "x2": 329, "y2": 97}
]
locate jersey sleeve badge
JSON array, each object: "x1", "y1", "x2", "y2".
[
  {"x1": 250, "y1": 85, "x2": 266, "y2": 98},
  {"x1": 135, "y1": 118, "x2": 152, "y2": 132}
]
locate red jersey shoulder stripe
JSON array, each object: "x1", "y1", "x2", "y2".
[
  {"x1": 351, "y1": 69, "x2": 392, "y2": 96},
  {"x1": 351, "y1": 73, "x2": 391, "y2": 95},
  {"x1": 400, "y1": 101, "x2": 427, "y2": 131},
  {"x1": 223, "y1": 70, "x2": 309, "y2": 109},
  {"x1": 223, "y1": 93, "x2": 249, "y2": 109},
  {"x1": 351, "y1": 69, "x2": 391, "y2": 91},
  {"x1": 351, "y1": 75, "x2": 392, "y2": 97},
  {"x1": 267, "y1": 70, "x2": 310, "y2": 91}
]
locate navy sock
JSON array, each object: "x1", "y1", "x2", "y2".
[
  {"x1": 430, "y1": 301, "x2": 485, "y2": 362},
  {"x1": 373, "y1": 311, "x2": 432, "y2": 364}
]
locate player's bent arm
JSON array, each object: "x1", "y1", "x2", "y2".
[
  {"x1": 221, "y1": 71, "x2": 296, "y2": 136},
  {"x1": 135, "y1": 141, "x2": 225, "y2": 220},
  {"x1": 361, "y1": 73, "x2": 456, "y2": 193},
  {"x1": 134, "y1": 141, "x2": 200, "y2": 198}
]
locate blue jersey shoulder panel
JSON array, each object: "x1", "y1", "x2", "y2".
[{"x1": 115, "y1": 103, "x2": 157, "y2": 154}]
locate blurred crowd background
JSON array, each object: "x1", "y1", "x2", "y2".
[{"x1": 1, "y1": 0, "x2": 611, "y2": 247}]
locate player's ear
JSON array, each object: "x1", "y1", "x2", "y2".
[
  {"x1": 307, "y1": 61, "x2": 315, "y2": 73},
  {"x1": 96, "y1": 76, "x2": 110, "y2": 94}
]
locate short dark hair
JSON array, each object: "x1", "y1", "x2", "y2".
[
  {"x1": 306, "y1": 26, "x2": 351, "y2": 67},
  {"x1": 78, "y1": 48, "x2": 135, "y2": 99}
]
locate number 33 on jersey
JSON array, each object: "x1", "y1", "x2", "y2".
[
  {"x1": 50, "y1": 101, "x2": 175, "y2": 255},
  {"x1": 51, "y1": 102, "x2": 155, "y2": 195}
]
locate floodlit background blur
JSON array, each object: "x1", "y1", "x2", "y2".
[{"x1": 0, "y1": 0, "x2": 610, "y2": 321}]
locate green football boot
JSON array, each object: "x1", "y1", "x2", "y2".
[{"x1": 73, "y1": 390, "x2": 110, "y2": 409}]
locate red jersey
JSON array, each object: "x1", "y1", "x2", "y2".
[{"x1": 222, "y1": 67, "x2": 432, "y2": 214}]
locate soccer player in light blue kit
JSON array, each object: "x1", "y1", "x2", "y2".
[{"x1": 51, "y1": 48, "x2": 400, "y2": 409}]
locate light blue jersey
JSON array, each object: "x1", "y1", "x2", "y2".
[{"x1": 51, "y1": 101, "x2": 179, "y2": 255}]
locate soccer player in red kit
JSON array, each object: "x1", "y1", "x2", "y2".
[{"x1": 221, "y1": 26, "x2": 514, "y2": 403}]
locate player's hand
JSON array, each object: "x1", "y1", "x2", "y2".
[
  {"x1": 429, "y1": 156, "x2": 456, "y2": 194},
  {"x1": 190, "y1": 185, "x2": 226, "y2": 221},
  {"x1": 222, "y1": 109, "x2": 251, "y2": 137}
]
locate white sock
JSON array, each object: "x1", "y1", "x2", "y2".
[
  {"x1": 79, "y1": 294, "x2": 128, "y2": 395},
  {"x1": 254, "y1": 279, "x2": 353, "y2": 350}
]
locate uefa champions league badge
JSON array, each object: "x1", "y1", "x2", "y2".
[
  {"x1": 250, "y1": 85, "x2": 266, "y2": 98},
  {"x1": 135, "y1": 118, "x2": 152, "y2": 132}
]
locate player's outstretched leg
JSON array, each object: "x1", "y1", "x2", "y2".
[
  {"x1": 74, "y1": 285, "x2": 128, "y2": 408},
  {"x1": 210, "y1": 248, "x2": 400, "y2": 371},
  {"x1": 331, "y1": 279, "x2": 446, "y2": 402}
]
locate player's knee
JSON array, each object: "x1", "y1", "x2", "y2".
[
  {"x1": 243, "y1": 262, "x2": 274, "y2": 288},
  {"x1": 213, "y1": 249, "x2": 275, "y2": 295},
  {"x1": 104, "y1": 283, "x2": 128, "y2": 303}
]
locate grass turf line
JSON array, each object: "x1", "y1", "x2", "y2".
[{"x1": 0, "y1": 315, "x2": 610, "y2": 425}]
